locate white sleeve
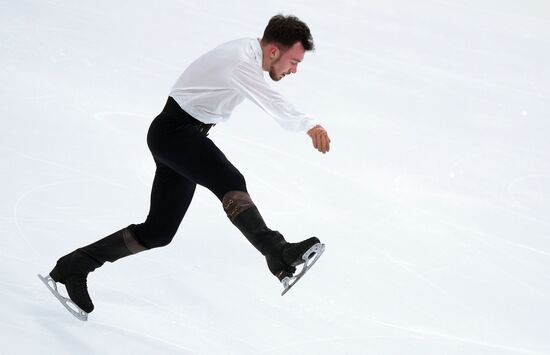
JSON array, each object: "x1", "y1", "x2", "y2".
[{"x1": 229, "y1": 61, "x2": 319, "y2": 132}]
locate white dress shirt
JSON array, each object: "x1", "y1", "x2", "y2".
[{"x1": 169, "y1": 38, "x2": 318, "y2": 132}]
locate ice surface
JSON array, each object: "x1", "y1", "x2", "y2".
[{"x1": 1, "y1": 0, "x2": 549, "y2": 354}]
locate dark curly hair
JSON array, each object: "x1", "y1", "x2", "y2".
[{"x1": 261, "y1": 14, "x2": 315, "y2": 51}]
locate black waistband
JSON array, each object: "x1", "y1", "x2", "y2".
[{"x1": 161, "y1": 96, "x2": 215, "y2": 135}]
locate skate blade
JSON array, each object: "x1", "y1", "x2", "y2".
[
  {"x1": 281, "y1": 242, "x2": 325, "y2": 296},
  {"x1": 37, "y1": 274, "x2": 88, "y2": 321}
]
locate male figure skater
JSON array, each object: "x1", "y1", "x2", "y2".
[{"x1": 40, "y1": 14, "x2": 331, "y2": 319}]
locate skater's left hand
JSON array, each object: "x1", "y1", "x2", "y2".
[{"x1": 307, "y1": 125, "x2": 331, "y2": 154}]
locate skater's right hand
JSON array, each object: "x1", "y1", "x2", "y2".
[{"x1": 307, "y1": 125, "x2": 331, "y2": 154}]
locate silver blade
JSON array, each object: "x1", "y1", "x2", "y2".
[
  {"x1": 281, "y1": 242, "x2": 325, "y2": 296},
  {"x1": 37, "y1": 274, "x2": 88, "y2": 321}
]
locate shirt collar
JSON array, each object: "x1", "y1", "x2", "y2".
[{"x1": 252, "y1": 38, "x2": 263, "y2": 69}]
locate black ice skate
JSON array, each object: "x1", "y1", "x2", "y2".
[
  {"x1": 37, "y1": 273, "x2": 90, "y2": 321},
  {"x1": 276, "y1": 237, "x2": 325, "y2": 295},
  {"x1": 38, "y1": 226, "x2": 147, "y2": 321},
  {"x1": 223, "y1": 192, "x2": 325, "y2": 296}
]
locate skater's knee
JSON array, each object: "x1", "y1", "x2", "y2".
[
  {"x1": 148, "y1": 235, "x2": 174, "y2": 248},
  {"x1": 213, "y1": 172, "x2": 247, "y2": 201},
  {"x1": 130, "y1": 223, "x2": 177, "y2": 249},
  {"x1": 231, "y1": 172, "x2": 247, "y2": 191},
  {"x1": 150, "y1": 224, "x2": 177, "y2": 248},
  {"x1": 144, "y1": 231, "x2": 175, "y2": 249},
  {"x1": 222, "y1": 190, "x2": 255, "y2": 221}
]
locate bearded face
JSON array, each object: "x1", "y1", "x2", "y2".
[{"x1": 266, "y1": 42, "x2": 305, "y2": 82}]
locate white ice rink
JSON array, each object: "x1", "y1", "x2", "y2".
[{"x1": 1, "y1": 0, "x2": 549, "y2": 354}]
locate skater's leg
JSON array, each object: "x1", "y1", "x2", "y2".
[
  {"x1": 131, "y1": 158, "x2": 197, "y2": 249},
  {"x1": 148, "y1": 125, "x2": 247, "y2": 200},
  {"x1": 50, "y1": 157, "x2": 196, "y2": 313}
]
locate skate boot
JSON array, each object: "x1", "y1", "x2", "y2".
[
  {"x1": 263, "y1": 235, "x2": 324, "y2": 296},
  {"x1": 276, "y1": 236, "x2": 321, "y2": 279},
  {"x1": 39, "y1": 226, "x2": 147, "y2": 319},
  {"x1": 49, "y1": 249, "x2": 100, "y2": 313},
  {"x1": 278, "y1": 236, "x2": 325, "y2": 295}
]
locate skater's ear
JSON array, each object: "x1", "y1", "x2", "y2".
[{"x1": 267, "y1": 43, "x2": 281, "y2": 60}]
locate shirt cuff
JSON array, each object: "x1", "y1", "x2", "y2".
[{"x1": 303, "y1": 117, "x2": 320, "y2": 132}]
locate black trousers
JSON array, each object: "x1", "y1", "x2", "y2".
[{"x1": 130, "y1": 97, "x2": 247, "y2": 249}]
